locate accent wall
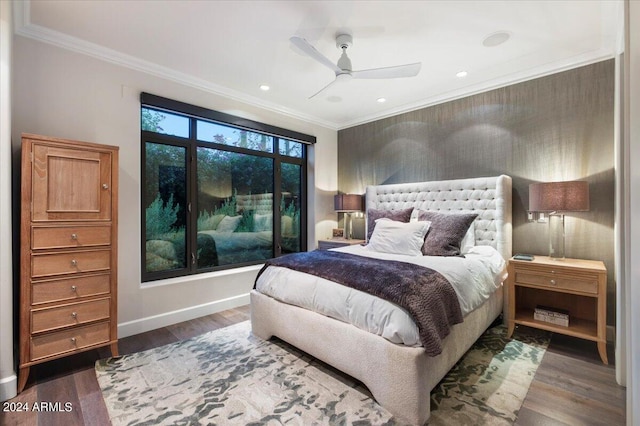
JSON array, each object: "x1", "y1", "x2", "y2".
[{"x1": 338, "y1": 60, "x2": 615, "y2": 326}]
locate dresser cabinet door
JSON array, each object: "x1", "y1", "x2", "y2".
[{"x1": 30, "y1": 143, "x2": 113, "y2": 221}]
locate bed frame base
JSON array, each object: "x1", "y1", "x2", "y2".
[{"x1": 250, "y1": 289, "x2": 503, "y2": 425}]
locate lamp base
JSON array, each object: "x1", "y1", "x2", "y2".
[
  {"x1": 548, "y1": 213, "x2": 565, "y2": 259},
  {"x1": 345, "y1": 212, "x2": 353, "y2": 240}
]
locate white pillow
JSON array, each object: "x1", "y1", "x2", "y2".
[
  {"x1": 367, "y1": 219, "x2": 431, "y2": 256},
  {"x1": 460, "y1": 221, "x2": 476, "y2": 254},
  {"x1": 216, "y1": 215, "x2": 242, "y2": 232}
]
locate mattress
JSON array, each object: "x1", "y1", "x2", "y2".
[{"x1": 255, "y1": 244, "x2": 507, "y2": 347}]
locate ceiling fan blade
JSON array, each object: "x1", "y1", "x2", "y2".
[
  {"x1": 290, "y1": 36, "x2": 341, "y2": 74},
  {"x1": 308, "y1": 78, "x2": 339, "y2": 99},
  {"x1": 351, "y1": 62, "x2": 422, "y2": 79}
]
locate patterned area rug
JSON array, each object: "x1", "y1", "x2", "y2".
[{"x1": 96, "y1": 321, "x2": 549, "y2": 426}]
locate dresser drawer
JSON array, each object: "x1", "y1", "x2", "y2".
[
  {"x1": 514, "y1": 268, "x2": 598, "y2": 294},
  {"x1": 32, "y1": 225, "x2": 111, "y2": 250},
  {"x1": 31, "y1": 249, "x2": 111, "y2": 278},
  {"x1": 30, "y1": 321, "x2": 111, "y2": 361},
  {"x1": 31, "y1": 298, "x2": 110, "y2": 334},
  {"x1": 32, "y1": 274, "x2": 110, "y2": 305}
]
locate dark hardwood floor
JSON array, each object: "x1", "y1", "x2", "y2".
[{"x1": 1, "y1": 306, "x2": 625, "y2": 426}]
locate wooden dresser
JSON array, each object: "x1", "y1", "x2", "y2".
[{"x1": 18, "y1": 133, "x2": 119, "y2": 392}]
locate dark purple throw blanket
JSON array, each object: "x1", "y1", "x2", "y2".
[{"x1": 255, "y1": 250, "x2": 463, "y2": 356}]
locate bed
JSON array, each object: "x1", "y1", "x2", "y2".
[{"x1": 250, "y1": 175, "x2": 512, "y2": 425}]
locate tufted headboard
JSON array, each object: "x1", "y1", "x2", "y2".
[{"x1": 365, "y1": 175, "x2": 512, "y2": 259}]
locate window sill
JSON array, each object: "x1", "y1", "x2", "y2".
[{"x1": 140, "y1": 264, "x2": 264, "y2": 289}]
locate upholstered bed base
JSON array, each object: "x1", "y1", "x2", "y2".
[
  {"x1": 251, "y1": 288, "x2": 503, "y2": 425},
  {"x1": 250, "y1": 175, "x2": 512, "y2": 425}
]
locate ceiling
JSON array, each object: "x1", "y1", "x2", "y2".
[{"x1": 14, "y1": 1, "x2": 622, "y2": 130}]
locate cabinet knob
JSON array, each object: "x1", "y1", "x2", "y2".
[
  {"x1": 550, "y1": 279, "x2": 556, "y2": 285},
  {"x1": 71, "y1": 233, "x2": 78, "y2": 240},
  {"x1": 71, "y1": 259, "x2": 78, "y2": 267},
  {"x1": 70, "y1": 337, "x2": 77, "y2": 345},
  {"x1": 71, "y1": 285, "x2": 77, "y2": 292},
  {"x1": 71, "y1": 312, "x2": 77, "y2": 319},
  {"x1": 102, "y1": 183, "x2": 109, "y2": 190}
]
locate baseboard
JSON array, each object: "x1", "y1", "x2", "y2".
[
  {"x1": 118, "y1": 293, "x2": 250, "y2": 338},
  {"x1": 0, "y1": 374, "x2": 17, "y2": 402}
]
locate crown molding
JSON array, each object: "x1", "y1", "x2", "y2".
[
  {"x1": 12, "y1": 1, "x2": 338, "y2": 131},
  {"x1": 12, "y1": 0, "x2": 619, "y2": 132}
]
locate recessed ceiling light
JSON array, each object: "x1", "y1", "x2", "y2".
[
  {"x1": 259, "y1": 84, "x2": 270, "y2": 91},
  {"x1": 482, "y1": 31, "x2": 511, "y2": 47},
  {"x1": 377, "y1": 97, "x2": 387, "y2": 103},
  {"x1": 456, "y1": 71, "x2": 468, "y2": 78}
]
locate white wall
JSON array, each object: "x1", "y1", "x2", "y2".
[
  {"x1": 0, "y1": 0, "x2": 16, "y2": 401},
  {"x1": 10, "y1": 35, "x2": 338, "y2": 338},
  {"x1": 624, "y1": 1, "x2": 639, "y2": 423}
]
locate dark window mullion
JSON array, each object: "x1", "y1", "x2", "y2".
[
  {"x1": 273, "y1": 156, "x2": 282, "y2": 257},
  {"x1": 299, "y1": 145, "x2": 308, "y2": 251},
  {"x1": 187, "y1": 118, "x2": 198, "y2": 274}
]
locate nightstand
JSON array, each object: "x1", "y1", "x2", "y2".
[
  {"x1": 317, "y1": 238, "x2": 365, "y2": 250},
  {"x1": 506, "y1": 256, "x2": 608, "y2": 364}
]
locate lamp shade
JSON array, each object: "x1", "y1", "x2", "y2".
[
  {"x1": 529, "y1": 180, "x2": 590, "y2": 212},
  {"x1": 334, "y1": 194, "x2": 362, "y2": 212}
]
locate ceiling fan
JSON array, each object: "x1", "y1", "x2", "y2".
[{"x1": 290, "y1": 33, "x2": 422, "y2": 99}]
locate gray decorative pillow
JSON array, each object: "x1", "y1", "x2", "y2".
[
  {"x1": 417, "y1": 211, "x2": 478, "y2": 256},
  {"x1": 366, "y1": 207, "x2": 414, "y2": 241}
]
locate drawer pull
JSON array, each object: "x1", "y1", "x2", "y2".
[
  {"x1": 102, "y1": 183, "x2": 109, "y2": 190},
  {"x1": 70, "y1": 337, "x2": 77, "y2": 345},
  {"x1": 71, "y1": 259, "x2": 78, "y2": 267},
  {"x1": 550, "y1": 279, "x2": 556, "y2": 285},
  {"x1": 71, "y1": 285, "x2": 77, "y2": 292},
  {"x1": 71, "y1": 312, "x2": 77, "y2": 319},
  {"x1": 71, "y1": 233, "x2": 78, "y2": 240}
]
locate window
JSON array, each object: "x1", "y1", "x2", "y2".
[{"x1": 141, "y1": 93, "x2": 314, "y2": 282}]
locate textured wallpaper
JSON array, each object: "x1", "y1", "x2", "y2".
[{"x1": 338, "y1": 60, "x2": 615, "y2": 325}]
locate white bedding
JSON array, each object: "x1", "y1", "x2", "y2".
[{"x1": 255, "y1": 244, "x2": 507, "y2": 347}]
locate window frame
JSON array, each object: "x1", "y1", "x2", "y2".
[{"x1": 141, "y1": 93, "x2": 313, "y2": 282}]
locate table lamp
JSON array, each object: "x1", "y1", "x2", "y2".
[
  {"x1": 529, "y1": 180, "x2": 589, "y2": 259},
  {"x1": 334, "y1": 194, "x2": 362, "y2": 239}
]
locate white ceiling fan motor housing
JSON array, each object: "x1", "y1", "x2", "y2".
[
  {"x1": 335, "y1": 33, "x2": 353, "y2": 50},
  {"x1": 335, "y1": 34, "x2": 354, "y2": 72}
]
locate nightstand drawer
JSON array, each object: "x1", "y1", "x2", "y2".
[
  {"x1": 318, "y1": 239, "x2": 365, "y2": 250},
  {"x1": 514, "y1": 269, "x2": 598, "y2": 294}
]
